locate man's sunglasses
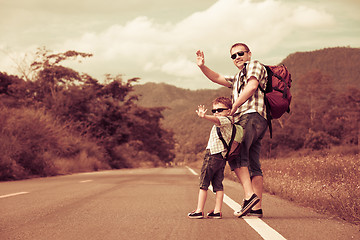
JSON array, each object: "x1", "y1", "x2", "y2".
[
  {"x1": 212, "y1": 108, "x2": 229, "y2": 113},
  {"x1": 231, "y1": 51, "x2": 249, "y2": 59}
]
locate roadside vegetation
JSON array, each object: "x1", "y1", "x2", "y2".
[
  {"x1": 0, "y1": 106, "x2": 109, "y2": 180},
  {"x1": 188, "y1": 146, "x2": 359, "y2": 225},
  {"x1": 261, "y1": 147, "x2": 359, "y2": 225},
  {"x1": 0, "y1": 48, "x2": 174, "y2": 180}
]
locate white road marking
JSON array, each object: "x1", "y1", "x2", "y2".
[
  {"x1": 185, "y1": 166, "x2": 198, "y2": 176},
  {"x1": 187, "y1": 166, "x2": 286, "y2": 240},
  {"x1": 243, "y1": 218, "x2": 287, "y2": 240},
  {"x1": 0, "y1": 192, "x2": 29, "y2": 199},
  {"x1": 80, "y1": 180, "x2": 93, "y2": 183}
]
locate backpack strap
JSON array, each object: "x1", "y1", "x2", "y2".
[
  {"x1": 258, "y1": 87, "x2": 273, "y2": 138},
  {"x1": 216, "y1": 123, "x2": 236, "y2": 159},
  {"x1": 259, "y1": 65, "x2": 273, "y2": 138},
  {"x1": 236, "y1": 63, "x2": 247, "y2": 94}
]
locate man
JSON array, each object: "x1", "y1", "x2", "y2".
[{"x1": 196, "y1": 43, "x2": 268, "y2": 218}]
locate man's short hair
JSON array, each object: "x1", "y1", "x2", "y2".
[
  {"x1": 213, "y1": 97, "x2": 232, "y2": 109},
  {"x1": 230, "y1": 43, "x2": 250, "y2": 53}
]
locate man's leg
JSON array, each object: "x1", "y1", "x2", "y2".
[
  {"x1": 247, "y1": 113, "x2": 267, "y2": 211},
  {"x1": 233, "y1": 113, "x2": 266, "y2": 217},
  {"x1": 233, "y1": 166, "x2": 254, "y2": 200},
  {"x1": 233, "y1": 166, "x2": 260, "y2": 217},
  {"x1": 249, "y1": 140, "x2": 264, "y2": 210},
  {"x1": 251, "y1": 175, "x2": 263, "y2": 210}
]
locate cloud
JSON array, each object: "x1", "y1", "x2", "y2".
[
  {"x1": 291, "y1": 5, "x2": 335, "y2": 28},
  {"x1": 160, "y1": 57, "x2": 199, "y2": 77},
  {"x1": 1, "y1": 0, "x2": 350, "y2": 89}
]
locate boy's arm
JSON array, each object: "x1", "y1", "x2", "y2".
[
  {"x1": 196, "y1": 105, "x2": 221, "y2": 125},
  {"x1": 196, "y1": 50, "x2": 232, "y2": 88}
]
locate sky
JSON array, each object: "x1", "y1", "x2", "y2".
[{"x1": 1, "y1": 0, "x2": 359, "y2": 89}]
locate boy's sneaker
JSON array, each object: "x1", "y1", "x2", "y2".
[
  {"x1": 188, "y1": 211, "x2": 204, "y2": 219},
  {"x1": 234, "y1": 193, "x2": 260, "y2": 218},
  {"x1": 247, "y1": 209, "x2": 263, "y2": 218},
  {"x1": 207, "y1": 210, "x2": 222, "y2": 219}
]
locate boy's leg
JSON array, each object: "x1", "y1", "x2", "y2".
[
  {"x1": 214, "y1": 190, "x2": 224, "y2": 213},
  {"x1": 195, "y1": 189, "x2": 207, "y2": 213},
  {"x1": 189, "y1": 151, "x2": 212, "y2": 218},
  {"x1": 210, "y1": 153, "x2": 225, "y2": 215},
  {"x1": 197, "y1": 150, "x2": 212, "y2": 212}
]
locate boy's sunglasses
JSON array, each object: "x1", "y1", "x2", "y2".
[
  {"x1": 212, "y1": 108, "x2": 229, "y2": 113},
  {"x1": 231, "y1": 51, "x2": 249, "y2": 59}
]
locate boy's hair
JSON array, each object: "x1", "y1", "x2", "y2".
[
  {"x1": 213, "y1": 97, "x2": 232, "y2": 109},
  {"x1": 230, "y1": 43, "x2": 250, "y2": 53}
]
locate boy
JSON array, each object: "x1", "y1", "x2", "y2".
[{"x1": 188, "y1": 97, "x2": 243, "y2": 219}]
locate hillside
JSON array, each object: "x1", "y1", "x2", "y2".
[
  {"x1": 281, "y1": 47, "x2": 360, "y2": 92},
  {"x1": 133, "y1": 47, "x2": 360, "y2": 162},
  {"x1": 133, "y1": 82, "x2": 230, "y2": 115}
]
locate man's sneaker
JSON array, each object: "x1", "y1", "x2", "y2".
[
  {"x1": 234, "y1": 193, "x2": 260, "y2": 218},
  {"x1": 188, "y1": 211, "x2": 204, "y2": 219},
  {"x1": 247, "y1": 209, "x2": 263, "y2": 218},
  {"x1": 207, "y1": 210, "x2": 222, "y2": 219}
]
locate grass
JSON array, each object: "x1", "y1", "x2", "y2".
[
  {"x1": 187, "y1": 146, "x2": 359, "y2": 225},
  {"x1": 261, "y1": 148, "x2": 359, "y2": 225}
]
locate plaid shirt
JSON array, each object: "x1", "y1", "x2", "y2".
[
  {"x1": 206, "y1": 116, "x2": 234, "y2": 157},
  {"x1": 225, "y1": 60, "x2": 268, "y2": 121}
]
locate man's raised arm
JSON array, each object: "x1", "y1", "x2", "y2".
[{"x1": 196, "y1": 50, "x2": 232, "y2": 88}]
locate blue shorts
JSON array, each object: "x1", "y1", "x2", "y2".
[
  {"x1": 199, "y1": 150, "x2": 226, "y2": 192},
  {"x1": 228, "y1": 112, "x2": 268, "y2": 177}
]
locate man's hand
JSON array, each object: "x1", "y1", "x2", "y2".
[
  {"x1": 230, "y1": 106, "x2": 237, "y2": 116},
  {"x1": 196, "y1": 50, "x2": 205, "y2": 67},
  {"x1": 196, "y1": 105, "x2": 207, "y2": 118}
]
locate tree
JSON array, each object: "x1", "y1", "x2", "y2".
[
  {"x1": 1, "y1": 48, "x2": 175, "y2": 168},
  {"x1": 263, "y1": 70, "x2": 345, "y2": 152},
  {"x1": 0, "y1": 72, "x2": 28, "y2": 107},
  {"x1": 322, "y1": 86, "x2": 360, "y2": 145}
]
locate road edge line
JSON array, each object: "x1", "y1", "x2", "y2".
[
  {"x1": 186, "y1": 166, "x2": 286, "y2": 240},
  {"x1": 0, "y1": 192, "x2": 29, "y2": 199}
]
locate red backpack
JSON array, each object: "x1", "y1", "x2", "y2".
[{"x1": 259, "y1": 65, "x2": 292, "y2": 137}]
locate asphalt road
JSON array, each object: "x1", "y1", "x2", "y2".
[{"x1": 1, "y1": 167, "x2": 359, "y2": 240}]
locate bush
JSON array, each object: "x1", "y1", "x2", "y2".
[
  {"x1": 109, "y1": 141, "x2": 163, "y2": 169},
  {"x1": 0, "y1": 106, "x2": 109, "y2": 180},
  {"x1": 304, "y1": 130, "x2": 340, "y2": 150}
]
